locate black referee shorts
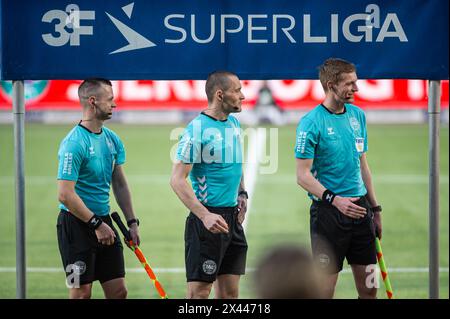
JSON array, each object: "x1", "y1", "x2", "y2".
[
  {"x1": 185, "y1": 206, "x2": 248, "y2": 283},
  {"x1": 310, "y1": 195, "x2": 377, "y2": 274},
  {"x1": 56, "y1": 210, "x2": 125, "y2": 286}
]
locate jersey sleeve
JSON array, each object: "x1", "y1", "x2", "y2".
[
  {"x1": 361, "y1": 111, "x2": 368, "y2": 153},
  {"x1": 295, "y1": 117, "x2": 318, "y2": 159},
  {"x1": 57, "y1": 140, "x2": 85, "y2": 181},
  {"x1": 176, "y1": 123, "x2": 201, "y2": 164},
  {"x1": 114, "y1": 134, "x2": 126, "y2": 165}
]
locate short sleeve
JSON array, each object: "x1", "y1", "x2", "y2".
[
  {"x1": 57, "y1": 140, "x2": 84, "y2": 181},
  {"x1": 115, "y1": 135, "x2": 126, "y2": 165},
  {"x1": 295, "y1": 117, "x2": 318, "y2": 159},
  {"x1": 361, "y1": 112, "x2": 368, "y2": 153},
  {"x1": 176, "y1": 123, "x2": 201, "y2": 164}
]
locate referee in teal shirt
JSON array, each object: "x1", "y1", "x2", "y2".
[
  {"x1": 57, "y1": 79, "x2": 140, "y2": 299},
  {"x1": 171, "y1": 71, "x2": 248, "y2": 299},
  {"x1": 296, "y1": 58, "x2": 383, "y2": 299}
]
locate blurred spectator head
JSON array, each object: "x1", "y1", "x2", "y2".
[{"x1": 254, "y1": 244, "x2": 323, "y2": 299}]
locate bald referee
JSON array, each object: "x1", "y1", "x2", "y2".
[
  {"x1": 57, "y1": 78, "x2": 140, "y2": 299},
  {"x1": 170, "y1": 71, "x2": 248, "y2": 299}
]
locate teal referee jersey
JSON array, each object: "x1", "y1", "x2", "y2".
[
  {"x1": 57, "y1": 123, "x2": 125, "y2": 216},
  {"x1": 295, "y1": 104, "x2": 368, "y2": 198},
  {"x1": 177, "y1": 112, "x2": 243, "y2": 207}
]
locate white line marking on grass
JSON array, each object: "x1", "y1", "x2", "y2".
[
  {"x1": 0, "y1": 267, "x2": 186, "y2": 273},
  {"x1": 257, "y1": 174, "x2": 449, "y2": 185},
  {"x1": 242, "y1": 129, "x2": 266, "y2": 231},
  {"x1": 1, "y1": 174, "x2": 447, "y2": 186},
  {"x1": 340, "y1": 267, "x2": 449, "y2": 274},
  {"x1": 0, "y1": 267, "x2": 448, "y2": 274},
  {"x1": 0, "y1": 175, "x2": 172, "y2": 185}
]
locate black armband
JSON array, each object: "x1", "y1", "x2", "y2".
[
  {"x1": 238, "y1": 190, "x2": 249, "y2": 199},
  {"x1": 322, "y1": 189, "x2": 336, "y2": 204},
  {"x1": 87, "y1": 215, "x2": 103, "y2": 230}
]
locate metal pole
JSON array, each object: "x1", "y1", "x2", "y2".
[
  {"x1": 428, "y1": 80, "x2": 440, "y2": 299},
  {"x1": 12, "y1": 80, "x2": 26, "y2": 299}
]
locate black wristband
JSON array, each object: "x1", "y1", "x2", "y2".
[
  {"x1": 238, "y1": 190, "x2": 249, "y2": 199},
  {"x1": 322, "y1": 189, "x2": 336, "y2": 204},
  {"x1": 87, "y1": 215, "x2": 103, "y2": 230},
  {"x1": 371, "y1": 205, "x2": 382, "y2": 213}
]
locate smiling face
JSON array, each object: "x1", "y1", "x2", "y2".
[
  {"x1": 329, "y1": 72, "x2": 359, "y2": 104},
  {"x1": 318, "y1": 58, "x2": 358, "y2": 105}
]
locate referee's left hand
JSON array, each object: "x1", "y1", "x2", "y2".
[
  {"x1": 237, "y1": 195, "x2": 247, "y2": 224},
  {"x1": 128, "y1": 224, "x2": 141, "y2": 247}
]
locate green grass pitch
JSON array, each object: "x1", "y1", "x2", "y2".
[{"x1": 0, "y1": 123, "x2": 448, "y2": 298}]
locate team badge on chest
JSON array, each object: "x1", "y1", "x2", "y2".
[{"x1": 355, "y1": 138, "x2": 364, "y2": 152}]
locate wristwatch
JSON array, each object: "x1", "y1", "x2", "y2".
[
  {"x1": 127, "y1": 218, "x2": 140, "y2": 227},
  {"x1": 371, "y1": 205, "x2": 382, "y2": 213},
  {"x1": 238, "y1": 190, "x2": 249, "y2": 199}
]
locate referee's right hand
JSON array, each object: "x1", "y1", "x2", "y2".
[
  {"x1": 202, "y1": 213, "x2": 229, "y2": 234},
  {"x1": 332, "y1": 196, "x2": 367, "y2": 219},
  {"x1": 95, "y1": 223, "x2": 117, "y2": 245}
]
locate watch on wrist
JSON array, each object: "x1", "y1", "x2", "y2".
[
  {"x1": 238, "y1": 190, "x2": 248, "y2": 199},
  {"x1": 127, "y1": 218, "x2": 140, "y2": 227},
  {"x1": 371, "y1": 205, "x2": 382, "y2": 213}
]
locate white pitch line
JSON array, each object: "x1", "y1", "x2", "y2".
[
  {"x1": 241, "y1": 129, "x2": 266, "y2": 231},
  {"x1": 0, "y1": 174, "x2": 447, "y2": 185},
  {"x1": 0, "y1": 174, "x2": 172, "y2": 185},
  {"x1": 0, "y1": 267, "x2": 448, "y2": 274},
  {"x1": 341, "y1": 267, "x2": 449, "y2": 274},
  {"x1": 0, "y1": 267, "x2": 185, "y2": 274},
  {"x1": 257, "y1": 174, "x2": 449, "y2": 185}
]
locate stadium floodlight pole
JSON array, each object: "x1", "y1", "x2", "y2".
[
  {"x1": 111, "y1": 212, "x2": 168, "y2": 299},
  {"x1": 12, "y1": 80, "x2": 26, "y2": 299},
  {"x1": 428, "y1": 80, "x2": 440, "y2": 299}
]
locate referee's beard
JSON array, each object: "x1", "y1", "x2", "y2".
[
  {"x1": 96, "y1": 110, "x2": 113, "y2": 121},
  {"x1": 224, "y1": 102, "x2": 242, "y2": 113}
]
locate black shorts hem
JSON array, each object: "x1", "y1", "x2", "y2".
[
  {"x1": 186, "y1": 278, "x2": 215, "y2": 283},
  {"x1": 347, "y1": 258, "x2": 378, "y2": 267},
  {"x1": 77, "y1": 279, "x2": 95, "y2": 286},
  {"x1": 216, "y1": 272, "x2": 245, "y2": 277},
  {"x1": 98, "y1": 272, "x2": 126, "y2": 284}
]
